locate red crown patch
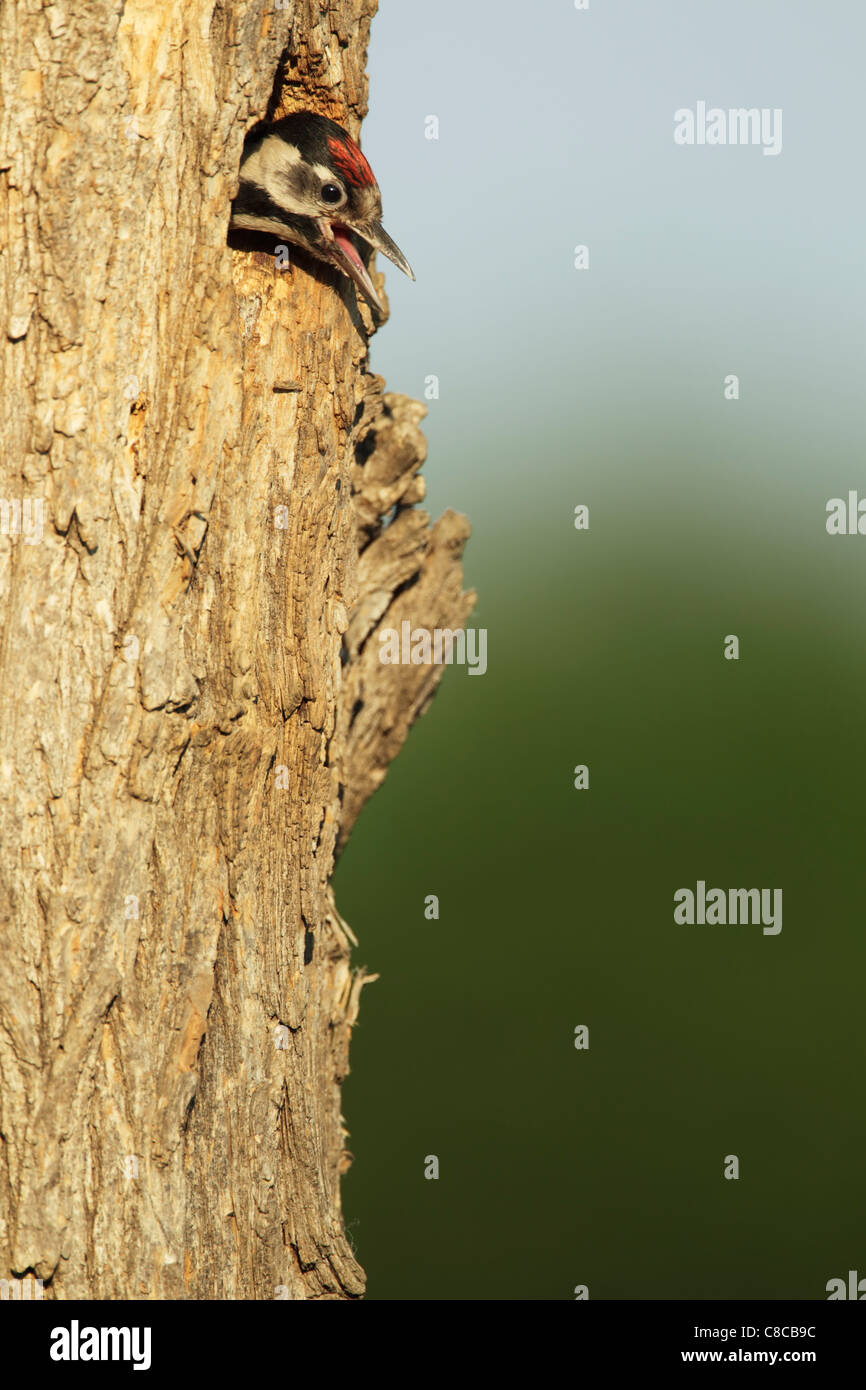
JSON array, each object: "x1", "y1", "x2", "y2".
[{"x1": 327, "y1": 136, "x2": 376, "y2": 189}]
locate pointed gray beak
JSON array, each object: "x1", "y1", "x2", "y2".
[
  {"x1": 355, "y1": 220, "x2": 415, "y2": 283},
  {"x1": 320, "y1": 217, "x2": 414, "y2": 313}
]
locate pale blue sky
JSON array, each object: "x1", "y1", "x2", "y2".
[{"x1": 362, "y1": 0, "x2": 866, "y2": 539}]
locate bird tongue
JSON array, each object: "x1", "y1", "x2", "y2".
[
  {"x1": 331, "y1": 224, "x2": 366, "y2": 277},
  {"x1": 327, "y1": 221, "x2": 381, "y2": 310}
]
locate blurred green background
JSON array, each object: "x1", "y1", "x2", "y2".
[{"x1": 335, "y1": 0, "x2": 866, "y2": 1298}]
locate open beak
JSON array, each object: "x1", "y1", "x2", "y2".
[{"x1": 319, "y1": 217, "x2": 414, "y2": 312}]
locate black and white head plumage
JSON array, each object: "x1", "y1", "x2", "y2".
[{"x1": 230, "y1": 111, "x2": 414, "y2": 311}]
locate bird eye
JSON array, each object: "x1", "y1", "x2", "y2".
[{"x1": 320, "y1": 182, "x2": 344, "y2": 204}]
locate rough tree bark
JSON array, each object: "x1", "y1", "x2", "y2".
[{"x1": 0, "y1": 0, "x2": 472, "y2": 1300}]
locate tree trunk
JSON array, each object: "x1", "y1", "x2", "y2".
[{"x1": 0, "y1": 0, "x2": 472, "y2": 1300}]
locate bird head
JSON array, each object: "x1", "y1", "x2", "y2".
[{"x1": 230, "y1": 110, "x2": 414, "y2": 312}]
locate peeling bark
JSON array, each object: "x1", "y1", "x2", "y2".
[{"x1": 0, "y1": 0, "x2": 471, "y2": 1300}]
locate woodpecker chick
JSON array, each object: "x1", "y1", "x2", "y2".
[{"x1": 230, "y1": 111, "x2": 414, "y2": 313}]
